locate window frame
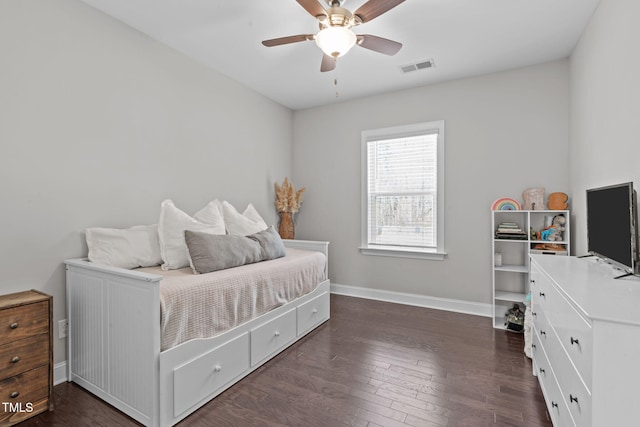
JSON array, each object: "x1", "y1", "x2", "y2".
[{"x1": 360, "y1": 120, "x2": 446, "y2": 260}]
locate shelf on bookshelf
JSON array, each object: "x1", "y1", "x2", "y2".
[
  {"x1": 495, "y1": 291, "x2": 527, "y2": 302},
  {"x1": 495, "y1": 265, "x2": 528, "y2": 273}
]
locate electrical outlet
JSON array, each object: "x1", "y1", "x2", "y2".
[{"x1": 58, "y1": 319, "x2": 68, "y2": 339}]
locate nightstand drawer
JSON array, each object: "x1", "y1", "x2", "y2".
[
  {"x1": 0, "y1": 334, "x2": 49, "y2": 378},
  {"x1": 0, "y1": 302, "x2": 49, "y2": 343},
  {"x1": 0, "y1": 364, "x2": 49, "y2": 411}
]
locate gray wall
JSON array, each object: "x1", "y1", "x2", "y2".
[
  {"x1": 0, "y1": 0, "x2": 293, "y2": 365},
  {"x1": 569, "y1": 0, "x2": 640, "y2": 254},
  {"x1": 292, "y1": 61, "x2": 570, "y2": 303},
  {"x1": 5, "y1": 0, "x2": 635, "y2": 369}
]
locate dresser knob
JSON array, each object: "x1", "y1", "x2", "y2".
[
  {"x1": 532, "y1": 344, "x2": 536, "y2": 350},
  {"x1": 539, "y1": 368, "x2": 545, "y2": 374},
  {"x1": 570, "y1": 394, "x2": 579, "y2": 404},
  {"x1": 551, "y1": 401, "x2": 558, "y2": 408},
  {"x1": 540, "y1": 330, "x2": 546, "y2": 336},
  {"x1": 532, "y1": 312, "x2": 537, "y2": 317},
  {"x1": 10, "y1": 391, "x2": 19, "y2": 399},
  {"x1": 274, "y1": 331, "x2": 280, "y2": 337},
  {"x1": 214, "y1": 365, "x2": 222, "y2": 372},
  {"x1": 311, "y1": 308, "x2": 318, "y2": 314},
  {"x1": 539, "y1": 292, "x2": 545, "y2": 297},
  {"x1": 10, "y1": 356, "x2": 20, "y2": 363},
  {"x1": 570, "y1": 337, "x2": 579, "y2": 345},
  {"x1": 9, "y1": 322, "x2": 18, "y2": 329}
]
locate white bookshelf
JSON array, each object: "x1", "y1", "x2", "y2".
[{"x1": 491, "y1": 209, "x2": 570, "y2": 329}]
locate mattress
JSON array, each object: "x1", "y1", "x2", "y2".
[{"x1": 138, "y1": 247, "x2": 326, "y2": 351}]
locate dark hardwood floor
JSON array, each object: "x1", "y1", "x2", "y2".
[{"x1": 22, "y1": 295, "x2": 551, "y2": 426}]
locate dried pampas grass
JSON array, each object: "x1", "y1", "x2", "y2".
[{"x1": 275, "y1": 177, "x2": 305, "y2": 213}]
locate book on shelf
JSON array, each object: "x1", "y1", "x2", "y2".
[
  {"x1": 495, "y1": 232, "x2": 528, "y2": 240},
  {"x1": 497, "y1": 228, "x2": 524, "y2": 233}
]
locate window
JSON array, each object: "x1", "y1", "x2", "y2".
[{"x1": 360, "y1": 121, "x2": 445, "y2": 260}]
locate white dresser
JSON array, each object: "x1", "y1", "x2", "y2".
[{"x1": 529, "y1": 255, "x2": 640, "y2": 426}]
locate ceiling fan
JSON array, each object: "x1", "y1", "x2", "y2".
[{"x1": 262, "y1": 0, "x2": 405, "y2": 72}]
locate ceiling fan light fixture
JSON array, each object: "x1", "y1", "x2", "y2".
[{"x1": 315, "y1": 26, "x2": 357, "y2": 58}]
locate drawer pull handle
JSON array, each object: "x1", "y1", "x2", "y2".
[
  {"x1": 10, "y1": 322, "x2": 18, "y2": 329},
  {"x1": 539, "y1": 368, "x2": 545, "y2": 374},
  {"x1": 530, "y1": 279, "x2": 536, "y2": 284},
  {"x1": 214, "y1": 365, "x2": 222, "y2": 373},
  {"x1": 532, "y1": 312, "x2": 537, "y2": 317},
  {"x1": 539, "y1": 292, "x2": 545, "y2": 297},
  {"x1": 570, "y1": 394, "x2": 579, "y2": 404},
  {"x1": 274, "y1": 331, "x2": 280, "y2": 337},
  {"x1": 531, "y1": 344, "x2": 536, "y2": 350},
  {"x1": 311, "y1": 308, "x2": 318, "y2": 314},
  {"x1": 551, "y1": 402, "x2": 558, "y2": 408},
  {"x1": 540, "y1": 330, "x2": 546, "y2": 336},
  {"x1": 10, "y1": 391, "x2": 19, "y2": 399},
  {"x1": 10, "y1": 356, "x2": 20, "y2": 363},
  {"x1": 570, "y1": 337, "x2": 580, "y2": 345}
]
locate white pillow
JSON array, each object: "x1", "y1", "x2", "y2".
[
  {"x1": 86, "y1": 224, "x2": 162, "y2": 269},
  {"x1": 158, "y1": 200, "x2": 226, "y2": 270},
  {"x1": 222, "y1": 201, "x2": 268, "y2": 235}
]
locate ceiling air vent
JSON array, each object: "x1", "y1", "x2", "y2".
[{"x1": 400, "y1": 59, "x2": 435, "y2": 74}]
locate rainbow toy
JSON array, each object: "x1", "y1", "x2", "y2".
[{"x1": 492, "y1": 198, "x2": 521, "y2": 211}]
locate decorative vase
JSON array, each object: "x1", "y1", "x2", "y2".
[{"x1": 278, "y1": 212, "x2": 295, "y2": 239}]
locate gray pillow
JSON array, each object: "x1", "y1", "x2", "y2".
[
  {"x1": 185, "y1": 226, "x2": 286, "y2": 274},
  {"x1": 247, "y1": 226, "x2": 287, "y2": 260},
  {"x1": 185, "y1": 231, "x2": 262, "y2": 274}
]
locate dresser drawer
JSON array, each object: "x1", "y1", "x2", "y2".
[
  {"x1": 547, "y1": 333, "x2": 592, "y2": 427},
  {"x1": 0, "y1": 365, "x2": 49, "y2": 410},
  {"x1": 173, "y1": 333, "x2": 249, "y2": 418},
  {"x1": 554, "y1": 290, "x2": 592, "y2": 391},
  {"x1": 297, "y1": 291, "x2": 329, "y2": 336},
  {"x1": 0, "y1": 334, "x2": 49, "y2": 378},
  {"x1": 0, "y1": 302, "x2": 49, "y2": 343},
  {"x1": 250, "y1": 308, "x2": 296, "y2": 366},
  {"x1": 533, "y1": 308, "x2": 552, "y2": 348},
  {"x1": 532, "y1": 330, "x2": 575, "y2": 427},
  {"x1": 530, "y1": 271, "x2": 550, "y2": 314}
]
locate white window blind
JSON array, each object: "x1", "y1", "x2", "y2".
[{"x1": 361, "y1": 121, "x2": 445, "y2": 259}]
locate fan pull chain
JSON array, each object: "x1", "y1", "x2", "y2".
[{"x1": 334, "y1": 77, "x2": 339, "y2": 98}]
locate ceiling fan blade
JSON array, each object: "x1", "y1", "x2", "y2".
[
  {"x1": 262, "y1": 34, "x2": 314, "y2": 47},
  {"x1": 357, "y1": 34, "x2": 402, "y2": 55},
  {"x1": 354, "y1": 0, "x2": 405, "y2": 23},
  {"x1": 296, "y1": 0, "x2": 327, "y2": 19},
  {"x1": 320, "y1": 54, "x2": 336, "y2": 72}
]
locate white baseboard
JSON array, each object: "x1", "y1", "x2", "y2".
[
  {"x1": 54, "y1": 361, "x2": 68, "y2": 385},
  {"x1": 330, "y1": 283, "x2": 492, "y2": 318}
]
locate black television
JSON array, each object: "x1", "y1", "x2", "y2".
[{"x1": 586, "y1": 182, "x2": 638, "y2": 277}]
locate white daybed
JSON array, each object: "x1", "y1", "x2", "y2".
[{"x1": 64, "y1": 239, "x2": 329, "y2": 427}]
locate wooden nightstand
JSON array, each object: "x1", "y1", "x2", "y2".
[{"x1": 0, "y1": 290, "x2": 53, "y2": 426}]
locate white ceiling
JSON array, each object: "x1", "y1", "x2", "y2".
[{"x1": 81, "y1": 0, "x2": 600, "y2": 110}]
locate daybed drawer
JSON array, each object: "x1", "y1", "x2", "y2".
[
  {"x1": 297, "y1": 291, "x2": 329, "y2": 336},
  {"x1": 250, "y1": 308, "x2": 296, "y2": 366},
  {"x1": 173, "y1": 333, "x2": 249, "y2": 418}
]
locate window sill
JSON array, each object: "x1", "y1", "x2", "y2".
[{"x1": 359, "y1": 245, "x2": 446, "y2": 260}]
